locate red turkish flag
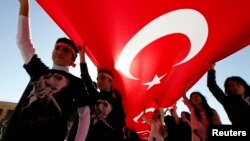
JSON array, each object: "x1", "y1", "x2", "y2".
[{"x1": 37, "y1": 0, "x2": 250, "y2": 138}]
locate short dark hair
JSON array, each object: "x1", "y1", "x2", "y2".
[
  {"x1": 56, "y1": 37, "x2": 78, "y2": 61},
  {"x1": 98, "y1": 68, "x2": 113, "y2": 79}
]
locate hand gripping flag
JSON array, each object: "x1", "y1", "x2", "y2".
[{"x1": 36, "y1": 0, "x2": 250, "y2": 139}]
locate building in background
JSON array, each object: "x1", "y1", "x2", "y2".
[{"x1": 0, "y1": 101, "x2": 16, "y2": 139}]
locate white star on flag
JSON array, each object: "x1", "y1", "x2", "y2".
[{"x1": 143, "y1": 74, "x2": 167, "y2": 90}]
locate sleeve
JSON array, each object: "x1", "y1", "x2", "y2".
[
  {"x1": 75, "y1": 106, "x2": 91, "y2": 141},
  {"x1": 80, "y1": 63, "x2": 99, "y2": 104},
  {"x1": 23, "y1": 55, "x2": 49, "y2": 78},
  {"x1": 17, "y1": 15, "x2": 35, "y2": 64},
  {"x1": 207, "y1": 69, "x2": 227, "y2": 104},
  {"x1": 110, "y1": 90, "x2": 126, "y2": 129}
]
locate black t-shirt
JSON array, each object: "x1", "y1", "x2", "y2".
[
  {"x1": 2, "y1": 55, "x2": 89, "y2": 141},
  {"x1": 79, "y1": 63, "x2": 126, "y2": 141}
]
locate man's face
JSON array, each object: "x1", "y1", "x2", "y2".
[
  {"x1": 52, "y1": 42, "x2": 75, "y2": 67},
  {"x1": 96, "y1": 73, "x2": 112, "y2": 91}
]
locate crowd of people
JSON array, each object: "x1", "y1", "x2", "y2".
[
  {"x1": 1, "y1": 0, "x2": 249, "y2": 141},
  {"x1": 142, "y1": 100, "x2": 167, "y2": 141}
]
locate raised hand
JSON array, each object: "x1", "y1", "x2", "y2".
[
  {"x1": 19, "y1": 0, "x2": 29, "y2": 16},
  {"x1": 211, "y1": 61, "x2": 216, "y2": 69},
  {"x1": 78, "y1": 44, "x2": 86, "y2": 63}
]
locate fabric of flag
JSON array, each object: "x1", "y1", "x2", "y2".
[{"x1": 36, "y1": 0, "x2": 250, "y2": 139}]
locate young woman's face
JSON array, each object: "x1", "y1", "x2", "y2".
[
  {"x1": 228, "y1": 80, "x2": 245, "y2": 96},
  {"x1": 190, "y1": 93, "x2": 202, "y2": 105}
]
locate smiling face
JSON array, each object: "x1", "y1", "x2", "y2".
[{"x1": 52, "y1": 42, "x2": 75, "y2": 67}]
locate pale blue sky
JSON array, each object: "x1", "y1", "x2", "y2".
[{"x1": 1, "y1": 0, "x2": 250, "y2": 124}]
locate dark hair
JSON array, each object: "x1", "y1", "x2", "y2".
[
  {"x1": 181, "y1": 111, "x2": 191, "y2": 121},
  {"x1": 153, "y1": 108, "x2": 161, "y2": 120},
  {"x1": 224, "y1": 76, "x2": 250, "y2": 97},
  {"x1": 190, "y1": 91, "x2": 215, "y2": 124},
  {"x1": 56, "y1": 37, "x2": 78, "y2": 61},
  {"x1": 98, "y1": 68, "x2": 113, "y2": 79}
]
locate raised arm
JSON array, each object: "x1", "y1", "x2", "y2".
[
  {"x1": 207, "y1": 63, "x2": 227, "y2": 104},
  {"x1": 142, "y1": 107, "x2": 151, "y2": 124},
  {"x1": 154, "y1": 100, "x2": 165, "y2": 122},
  {"x1": 182, "y1": 81, "x2": 192, "y2": 109},
  {"x1": 78, "y1": 45, "x2": 99, "y2": 104},
  {"x1": 170, "y1": 106, "x2": 180, "y2": 124},
  {"x1": 17, "y1": 0, "x2": 36, "y2": 64},
  {"x1": 19, "y1": 0, "x2": 29, "y2": 16},
  {"x1": 78, "y1": 44, "x2": 86, "y2": 63}
]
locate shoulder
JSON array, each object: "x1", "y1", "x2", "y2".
[
  {"x1": 211, "y1": 108, "x2": 219, "y2": 115},
  {"x1": 25, "y1": 55, "x2": 46, "y2": 68}
]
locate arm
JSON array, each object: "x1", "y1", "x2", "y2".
[
  {"x1": 19, "y1": 0, "x2": 29, "y2": 16},
  {"x1": 170, "y1": 106, "x2": 180, "y2": 125},
  {"x1": 160, "y1": 107, "x2": 164, "y2": 123},
  {"x1": 75, "y1": 106, "x2": 90, "y2": 141},
  {"x1": 78, "y1": 45, "x2": 99, "y2": 103},
  {"x1": 211, "y1": 109, "x2": 222, "y2": 125},
  {"x1": 154, "y1": 100, "x2": 165, "y2": 122},
  {"x1": 17, "y1": 0, "x2": 36, "y2": 64},
  {"x1": 182, "y1": 81, "x2": 192, "y2": 109},
  {"x1": 207, "y1": 66, "x2": 227, "y2": 104},
  {"x1": 78, "y1": 44, "x2": 86, "y2": 64},
  {"x1": 182, "y1": 95, "x2": 191, "y2": 108},
  {"x1": 142, "y1": 108, "x2": 150, "y2": 124}
]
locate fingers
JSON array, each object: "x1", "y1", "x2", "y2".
[
  {"x1": 211, "y1": 59, "x2": 216, "y2": 69},
  {"x1": 77, "y1": 43, "x2": 86, "y2": 51},
  {"x1": 183, "y1": 79, "x2": 190, "y2": 95},
  {"x1": 78, "y1": 43, "x2": 86, "y2": 63},
  {"x1": 211, "y1": 62, "x2": 215, "y2": 69}
]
